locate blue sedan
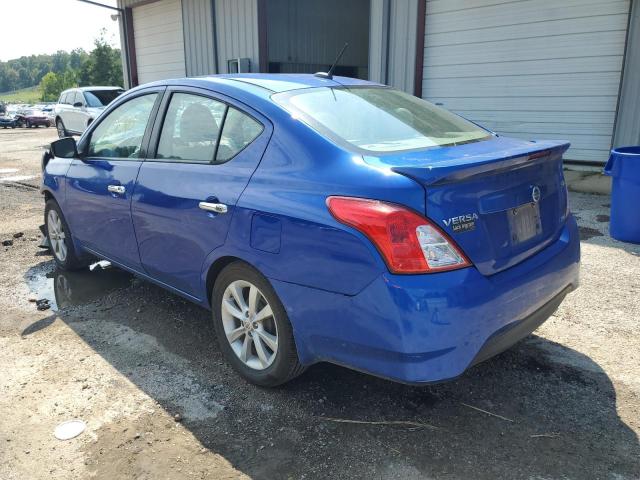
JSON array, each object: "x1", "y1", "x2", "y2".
[{"x1": 41, "y1": 74, "x2": 580, "y2": 387}]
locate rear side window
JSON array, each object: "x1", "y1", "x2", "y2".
[
  {"x1": 60, "y1": 92, "x2": 69, "y2": 104},
  {"x1": 88, "y1": 93, "x2": 157, "y2": 159},
  {"x1": 84, "y1": 89, "x2": 124, "y2": 108},
  {"x1": 156, "y1": 93, "x2": 226, "y2": 163},
  {"x1": 216, "y1": 108, "x2": 263, "y2": 162},
  {"x1": 273, "y1": 87, "x2": 490, "y2": 152}
]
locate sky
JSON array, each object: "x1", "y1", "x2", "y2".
[{"x1": 0, "y1": 0, "x2": 121, "y2": 61}]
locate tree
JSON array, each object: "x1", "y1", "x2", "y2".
[
  {"x1": 39, "y1": 71, "x2": 77, "y2": 102},
  {"x1": 80, "y1": 29, "x2": 123, "y2": 87}
]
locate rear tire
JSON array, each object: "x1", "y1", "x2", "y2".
[
  {"x1": 212, "y1": 262, "x2": 305, "y2": 387},
  {"x1": 45, "y1": 199, "x2": 90, "y2": 271}
]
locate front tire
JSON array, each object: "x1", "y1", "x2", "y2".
[
  {"x1": 212, "y1": 262, "x2": 305, "y2": 387},
  {"x1": 25, "y1": 120, "x2": 31, "y2": 128},
  {"x1": 56, "y1": 118, "x2": 67, "y2": 138},
  {"x1": 45, "y1": 200, "x2": 90, "y2": 271}
]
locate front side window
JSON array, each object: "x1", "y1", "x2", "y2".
[
  {"x1": 156, "y1": 93, "x2": 226, "y2": 163},
  {"x1": 87, "y1": 93, "x2": 157, "y2": 159},
  {"x1": 215, "y1": 107, "x2": 263, "y2": 162},
  {"x1": 273, "y1": 87, "x2": 490, "y2": 152},
  {"x1": 73, "y1": 91, "x2": 84, "y2": 106}
]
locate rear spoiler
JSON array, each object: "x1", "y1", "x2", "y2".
[{"x1": 391, "y1": 141, "x2": 570, "y2": 186}]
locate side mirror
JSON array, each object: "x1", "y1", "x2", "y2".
[
  {"x1": 50, "y1": 137, "x2": 78, "y2": 159},
  {"x1": 73, "y1": 102, "x2": 83, "y2": 108}
]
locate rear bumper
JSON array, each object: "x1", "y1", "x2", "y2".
[{"x1": 271, "y1": 214, "x2": 580, "y2": 384}]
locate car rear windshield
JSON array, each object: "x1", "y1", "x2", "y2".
[
  {"x1": 84, "y1": 89, "x2": 124, "y2": 108},
  {"x1": 272, "y1": 87, "x2": 490, "y2": 152}
]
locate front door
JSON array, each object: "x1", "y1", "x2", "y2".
[
  {"x1": 131, "y1": 88, "x2": 271, "y2": 297},
  {"x1": 65, "y1": 89, "x2": 163, "y2": 270}
]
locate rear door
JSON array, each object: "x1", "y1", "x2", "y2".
[
  {"x1": 65, "y1": 88, "x2": 164, "y2": 270},
  {"x1": 67, "y1": 91, "x2": 83, "y2": 133},
  {"x1": 131, "y1": 87, "x2": 271, "y2": 297}
]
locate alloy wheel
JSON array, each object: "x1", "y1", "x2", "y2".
[
  {"x1": 47, "y1": 209, "x2": 67, "y2": 262},
  {"x1": 221, "y1": 280, "x2": 278, "y2": 370},
  {"x1": 56, "y1": 120, "x2": 65, "y2": 138}
]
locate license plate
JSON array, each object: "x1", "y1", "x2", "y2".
[{"x1": 508, "y1": 202, "x2": 542, "y2": 245}]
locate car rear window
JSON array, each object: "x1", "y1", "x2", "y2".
[
  {"x1": 272, "y1": 87, "x2": 490, "y2": 152},
  {"x1": 84, "y1": 89, "x2": 124, "y2": 108}
]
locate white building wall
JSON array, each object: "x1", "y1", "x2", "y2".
[{"x1": 422, "y1": 0, "x2": 631, "y2": 164}]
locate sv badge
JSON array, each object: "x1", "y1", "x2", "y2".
[{"x1": 442, "y1": 213, "x2": 478, "y2": 233}]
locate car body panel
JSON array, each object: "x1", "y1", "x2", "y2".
[{"x1": 41, "y1": 74, "x2": 581, "y2": 384}]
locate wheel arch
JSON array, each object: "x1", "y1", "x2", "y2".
[{"x1": 204, "y1": 255, "x2": 245, "y2": 306}]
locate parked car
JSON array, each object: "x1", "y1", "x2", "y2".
[
  {"x1": 40, "y1": 74, "x2": 580, "y2": 387},
  {"x1": 0, "y1": 114, "x2": 20, "y2": 128},
  {"x1": 54, "y1": 86, "x2": 124, "y2": 138},
  {"x1": 21, "y1": 109, "x2": 50, "y2": 128}
]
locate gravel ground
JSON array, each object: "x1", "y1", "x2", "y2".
[{"x1": 0, "y1": 128, "x2": 638, "y2": 480}]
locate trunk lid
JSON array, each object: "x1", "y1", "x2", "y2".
[{"x1": 365, "y1": 137, "x2": 570, "y2": 276}]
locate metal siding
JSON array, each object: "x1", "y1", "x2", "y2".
[
  {"x1": 614, "y1": 0, "x2": 640, "y2": 147},
  {"x1": 182, "y1": 0, "x2": 217, "y2": 75},
  {"x1": 133, "y1": 0, "x2": 186, "y2": 83},
  {"x1": 116, "y1": 0, "x2": 131, "y2": 88},
  {"x1": 387, "y1": 0, "x2": 418, "y2": 93},
  {"x1": 215, "y1": 0, "x2": 259, "y2": 73},
  {"x1": 369, "y1": 0, "x2": 389, "y2": 83},
  {"x1": 422, "y1": 0, "x2": 631, "y2": 164},
  {"x1": 264, "y1": 0, "x2": 369, "y2": 77}
]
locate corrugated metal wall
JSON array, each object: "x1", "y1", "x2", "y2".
[
  {"x1": 387, "y1": 0, "x2": 417, "y2": 93},
  {"x1": 368, "y1": 0, "x2": 418, "y2": 93},
  {"x1": 614, "y1": 0, "x2": 640, "y2": 147},
  {"x1": 214, "y1": 0, "x2": 260, "y2": 73},
  {"x1": 265, "y1": 0, "x2": 369, "y2": 78},
  {"x1": 368, "y1": 0, "x2": 389, "y2": 84},
  {"x1": 421, "y1": 0, "x2": 631, "y2": 164},
  {"x1": 182, "y1": 0, "x2": 217, "y2": 76},
  {"x1": 132, "y1": 0, "x2": 186, "y2": 84}
]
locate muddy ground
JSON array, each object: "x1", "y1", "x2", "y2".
[{"x1": 0, "y1": 127, "x2": 638, "y2": 480}]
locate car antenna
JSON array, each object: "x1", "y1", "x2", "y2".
[{"x1": 314, "y1": 43, "x2": 349, "y2": 80}]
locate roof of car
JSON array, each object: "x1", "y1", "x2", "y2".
[
  {"x1": 62, "y1": 86, "x2": 124, "y2": 93},
  {"x1": 216, "y1": 74, "x2": 381, "y2": 92},
  {"x1": 126, "y1": 74, "x2": 387, "y2": 115},
  {"x1": 141, "y1": 74, "x2": 383, "y2": 97}
]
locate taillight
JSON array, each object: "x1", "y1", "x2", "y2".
[{"x1": 326, "y1": 196, "x2": 471, "y2": 274}]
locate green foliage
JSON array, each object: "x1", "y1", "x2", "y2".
[
  {"x1": 0, "y1": 86, "x2": 42, "y2": 104},
  {"x1": 40, "y1": 71, "x2": 78, "y2": 102},
  {"x1": 0, "y1": 29, "x2": 123, "y2": 100}
]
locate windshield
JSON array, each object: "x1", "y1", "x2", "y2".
[
  {"x1": 84, "y1": 89, "x2": 124, "y2": 108},
  {"x1": 273, "y1": 87, "x2": 490, "y2": 152}
]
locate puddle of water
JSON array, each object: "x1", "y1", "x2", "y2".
[
  {"x1": 0, "y1": 175, "x2": 37, "y2": 182},
  {"x1": 26, "y1": 262, "x2": 133, "y2": 311}
]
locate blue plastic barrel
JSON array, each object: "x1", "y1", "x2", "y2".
[{"x1": 604, "y1": 146, "x2": 640, "y2": 243}]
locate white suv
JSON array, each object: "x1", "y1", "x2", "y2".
[{"x1": 54, "y1": 87, "x2": 124, "y2": 137}]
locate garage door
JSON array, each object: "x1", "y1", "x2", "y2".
[
  {"x1": 133, "y1": 0, "x2": 186, "y2": 84},
  {"x1": 421, "y1": 0, "x2": 630, "y2": 164}
]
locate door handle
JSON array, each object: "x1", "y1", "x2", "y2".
[
  {"x1": 107, "y1": 185, "x2": 125, "y2": 194},
  {"x1": 199, "y1": 201, "x2": 227, "y2": 214}
]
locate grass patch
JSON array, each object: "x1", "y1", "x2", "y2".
[{"x1": 0, "y1": 86, "x2": 42, "y2": 104}]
